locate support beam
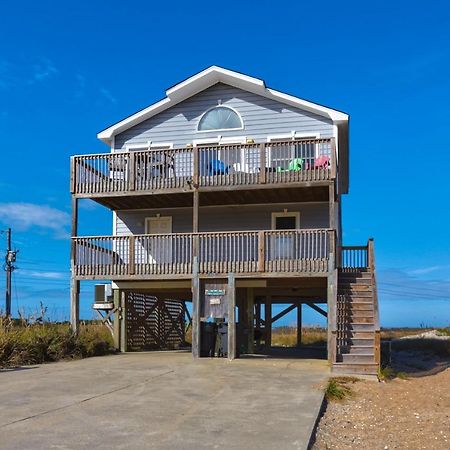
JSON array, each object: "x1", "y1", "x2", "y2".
[
  {"x1": 305, "y1": 302, "x2": 328, "y2": 318},
  {"x1": 255, "y1": 301, "x2": 261, "y2": 349},
  {"x1": 192, "y1": 258, "x2": 201, "y2": 358},
  {"x1": 193, "y1": 190, "x2": 199, "y2": 233},
  {"x1": 297, "y1": 304, "x2": 302, "y2": 348},
  {"x1": 246, "y1": 288, "x2": 254, "y2": 354},
  {"x1": 271, "y1": 303, "x2": 296, "y2": 324},
  {"x1": 70, "y1": 278, "x2": 80, "y2": 334},
  {"x1": 227, "y1": 274, "x2": 236, "y2": 360},
  {"x1": 265, "y1": 296, "x2": 272, "y2": 350},
  {"x1": 70, "y1": 197, "x2": 79, "y2": 334},
  {"x1": 327, "y1": 270, "x2": 338, "y2": 364},
  {"x1": 120, "y1": 290, "x2": 127, "y2": 352},
  {"x1": 113, "y1": 289, "x2": 120, "y2": 350}
]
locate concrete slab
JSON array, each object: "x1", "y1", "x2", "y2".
[{"x1": 0, "y1": 352, "x2": 329, "y2": 449}]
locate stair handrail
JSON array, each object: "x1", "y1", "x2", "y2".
[{"x1": 368, "y1": 238, "x2": 381, "y2": 366}]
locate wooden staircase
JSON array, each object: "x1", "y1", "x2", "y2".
[{"x1": 332, "y1": 240, "x2": 380, "y2": 376}]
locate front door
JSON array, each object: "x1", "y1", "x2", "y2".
[
  {"x1": 145, "y1": 216, "x2": 173, "y2": 264},
  {"x1": 271, "y1": 212, "x2": 300, "y2": 259}
]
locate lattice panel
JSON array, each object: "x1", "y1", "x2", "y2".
[{"x1": 126, "y1": 292, "x2": 185, "y2": 351}]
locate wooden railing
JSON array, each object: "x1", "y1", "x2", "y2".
[
  {"x1": 71, "y1": 138, "x2": 336, "y2": 195},
  {"x1": 340, "y1": 245, "x2": 368, "y2": 269},
  {"x1": 72, "y1": 229, "x2": 333, "y2": 278}
]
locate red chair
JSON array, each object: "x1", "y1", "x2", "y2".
[{"x1": 314, "y1": 155, "x2": 330, "y2": 168}]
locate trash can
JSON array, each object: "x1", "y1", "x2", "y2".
[
  {"x1": 217, "y1": 322, "x2": 228, "y2": 357},
  {"x1": 200, "y1": 322, "x2": 217, "y2": 357}
]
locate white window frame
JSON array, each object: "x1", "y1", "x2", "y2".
[
  {"x1": 125, "y1": 141, "x2": 174, "y2": 151},
  {"x1": 196, "y1": 105, "x2": 244, "y2": 133},
  {"x1": 271, "y1": 211, "x2": 300, "y2": 230}
]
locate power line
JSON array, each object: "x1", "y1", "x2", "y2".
[
  {"x1": 378, "y1": 288, "x2": 450, "y2": 300},
  {"x1": 379, "y1": 281, "x2": 450, "y2": 295}
]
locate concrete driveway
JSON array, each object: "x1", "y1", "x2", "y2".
[{"x1": 0, "y1": 352, "x2": 328, "y2": 450}]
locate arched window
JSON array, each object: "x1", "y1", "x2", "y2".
[{"x1": 197, "y1": 106, "x2": 243, "y2": 131}]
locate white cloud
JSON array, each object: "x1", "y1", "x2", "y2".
[
  {"x1": 0, "y1": 57, "x2": 59, "y2": 89},
  {"x1": 99, "y1": 87, "x2": 117, "y2": 104},
  {"x1": 407, "y1": 265, "x2": 450, "y2": 276},
  {"x1": 0, "y1": 203, "x2": 70, "y2": 239},
  {"x1": 20, "y1": 269, "x2": 68, "y2": 280},
  {"x1": 28, "y1": 57, "x2": 59, "y2": 84}
]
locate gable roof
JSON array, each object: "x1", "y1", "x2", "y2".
[{"x1": 97, "y1": 66, "x2": 349, "y2": 144}]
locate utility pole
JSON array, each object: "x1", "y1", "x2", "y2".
[{"x1": 3, "y1": 228, "x2": 17, "y2": 317}]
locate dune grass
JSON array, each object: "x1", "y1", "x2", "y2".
[
  {"x1": 271, "y1": 326, "x2": 327, "y2": 347},
  {"x1": 325, "y1": 377, "x2": 358, "y2": 401},
  {"x1": 0, "y1": 317, "x2": 115, "y2": 368}
]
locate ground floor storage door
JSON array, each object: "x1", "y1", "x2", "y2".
[{"x1": 125, "y1": 292, "x2": 186, "y2": 351}]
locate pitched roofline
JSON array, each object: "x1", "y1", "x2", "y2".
[{"x1": 97, "y1": 65, "x2": 349, "y2": 144}]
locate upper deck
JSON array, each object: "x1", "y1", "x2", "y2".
[{"x1": 71, "y1": 138, "x2": 336, "y2": 203}]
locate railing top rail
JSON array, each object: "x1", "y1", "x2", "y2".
[
  {"x1": 341, "y1": 245, "x2": 368, "y2": 250},
  {"x1": 72, "y1": 228, "x2": 334, "y2": 240},
  {"x1": 71, "y1": 137, "x2": 334, "y2": 159}
]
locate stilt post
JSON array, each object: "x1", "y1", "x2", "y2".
[
  {"x1": 246, "y1": 287, "x2": 254, "y2": 354},
  {"x1": 227, "y1": 273, "x2": 236, "y2": 360},
  {"x1": 265, "y1": 295, "x2": 272, "y2": 350},
  {"x1": 70, "y1": 196, "x2": 80, "y2": 333},
  {"x1": 192, "y1": 258, "x2": 201, "y2": 358},
  {"x1": 297, "y1": 303, "x2": 302, "y2": 347}
]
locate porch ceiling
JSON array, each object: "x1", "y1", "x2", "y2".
[{"x1": 90, "y1": 185, "x2": 329, "y2": 210}]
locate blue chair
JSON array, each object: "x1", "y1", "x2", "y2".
[{"x1": 208, "y1": 159, "x2": 228, "y2": 175}]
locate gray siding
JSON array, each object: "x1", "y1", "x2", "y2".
[
  {"x1": 114, "y1": 83, "x2": 334, "y2": 150},
  {"x1": 115, "y1": 203, "x2": 329, "y2": 235}
]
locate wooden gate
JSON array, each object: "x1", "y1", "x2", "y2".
[{"x1": 126, "y1": 292, "x2": 187, "y2": 351}]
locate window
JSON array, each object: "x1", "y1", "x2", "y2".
[
  {"x1": 271, "y1": 212, "x2": 300, "y2": 230},
  {"x1": 197, "y1": 106, "x2": 243, "y2": 132},
  {"x1": 267, "y1": 132, "x2": 320, "y2": 170}
]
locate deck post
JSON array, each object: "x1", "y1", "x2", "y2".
[
  {"x1": 120, "y1": 290, "x2": 127, "y2": 352},
  {"x1": 255, "y1": 300, "x2": 261, "y2": 350},
  {"x1": 329, "y1": 183, "x2": 336, "y2": 229},
  {"x1": 246, "y1": 288, "x2": 254, "y2": 354},
  {"x1": 265, "y1": 295, "x2": 272, "y2": 350},
  {"x1": 192, "y1": 258, "x2": 201, "y2": 358},
  {"x1": 70, "y1": 197, "x2": 79, "y2": 334},
  {"x1": 297, "y1": 303, "x2": 302, "y2": 347},
  {"x1": 227, "y1": 273, "x2": 236, "y2": 360},
  {"x1": 70, "y1": 278, "x2": 80, "y2": 334},
  {"x1": 113, "y1": 289, "x2": 121, "y2": 350},
  {"x1": 327, "y1": 270, "x2": 338, "y2": 364}
]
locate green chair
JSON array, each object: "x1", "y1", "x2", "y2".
[{"x1": 288, "y1": 158, "x2": 304, "y2": 171}]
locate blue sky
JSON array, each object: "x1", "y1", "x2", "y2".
[{"x1": 0, "y1": 0, "x2": 449, "y2": 326}]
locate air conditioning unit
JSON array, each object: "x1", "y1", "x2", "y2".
[{"x1": 94, "y1": 284, "x2": 113, "y2": 304}]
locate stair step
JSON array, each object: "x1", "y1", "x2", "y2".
[
  {"x1": 338, "y1": 290, "x2": 373, "y2": 297},
  {"x1": 344, "y1": 338, "x2": 375, "y2": 346},
  {"x1": 341, "y1": 353, "x2": 375, "y2": 363},
  {"x1": 343, "y1": 310, "x2": 374, "y2": 317},
  {"x1": 342, "y1": 304, "x2": 374, "y2": 311},
  {"x1": 343, "y1": 324, "x2": 375, "y2": 332},
  {"x1": 341, "y1": 331, "x2": 375, "y2": 339},
  {"x1": 339, "y1": 283, "x2": 372, "y2": 291},
  {"x1": 349, "y1": 316, "x2": 374, "y2": 323},
  {"x1": 338, "y1": 278, "x2": 372, "y2": 290},
  {"x1": 340, "y1": 345, "x2": 375, "y2": 355},
  {"x1": 339, "y1": 278, "x2": 372, "y2": 285},
  {"x1": 332, "y1": 363, "x2": 378, "y2": 376},
  {"x1": 338, "y1": 271, "x2": 371, "y2": 279}
]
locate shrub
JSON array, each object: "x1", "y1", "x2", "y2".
[
  {"x1": 0, "y1": 318, "x2": 114, "y2": 368},
  {"x1": 325, "y1": 378, "x2": 354, "y2": 401}
]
